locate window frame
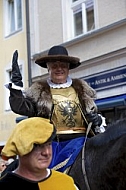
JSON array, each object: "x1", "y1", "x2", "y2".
[
  {"x1": 62, "y1": 0, "x2": 95, "y2": 41},
  {"x1": 4, "y1": 0, "x2": 23, "y2": 37}
]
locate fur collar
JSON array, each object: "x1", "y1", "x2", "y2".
[{"x1": 26, "y1": 79, "x2": 97, "y2": 118}]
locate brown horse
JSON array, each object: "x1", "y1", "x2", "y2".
[{"x1": 68, "y1": 119, "x2": 126, "y2": 190}]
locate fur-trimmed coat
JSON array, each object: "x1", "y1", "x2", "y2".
[{"x1": 9, "y1": 79, "x2": 98, "y2": 118}]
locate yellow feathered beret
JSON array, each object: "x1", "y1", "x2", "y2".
[{"x1": 2, "y1": 117, "x2": 56, "y2": 157}]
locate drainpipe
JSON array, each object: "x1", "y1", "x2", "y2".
[{"x1": 25, "y1": 0, "x2": 32, "y2": 87}]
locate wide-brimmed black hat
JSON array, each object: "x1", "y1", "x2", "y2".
[{"x1": 35, "y1": 45, "x2": 81, "y2": 70}]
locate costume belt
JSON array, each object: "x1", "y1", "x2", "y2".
[{"x1": 56, "y1": 128, "x2": 86, "y2": 134}]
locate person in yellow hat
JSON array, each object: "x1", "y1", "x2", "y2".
[
  {"x1": 6, "y1": 45, "x2": 106, "y2": 172},
  {"x1": 0, "y1": 117, "x2": 79, "y2": 190}
]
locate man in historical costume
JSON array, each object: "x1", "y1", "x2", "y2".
[
  {"x1": 0, "y1": 117, "x2": 79, "y2": 190},
  {"x1": 6, "y1": 45, "x2": 106, "y2": 172}
]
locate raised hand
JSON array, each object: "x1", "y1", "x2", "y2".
[{"x1": 11, "y1": 50, "x2": 23, "y2": 87}]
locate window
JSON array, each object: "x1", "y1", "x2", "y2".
[
  {"x1": 62, "y1": 0, "x2": 95, "y2": 41},
  {"x1": 4, "y1": 0, "x2": 22, "y2": 36}
]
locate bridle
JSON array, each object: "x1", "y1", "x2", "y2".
[{"x1": 82, "y1": 122, "x2": 93, "y2": 190}]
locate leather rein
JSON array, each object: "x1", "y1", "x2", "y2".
[{"x1": 82, "y1": 122, "x2": 93, "y2": 190}]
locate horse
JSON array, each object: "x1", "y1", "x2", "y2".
[{"x1": 68, "y1": 118, "x2": 126, "y2": 190}]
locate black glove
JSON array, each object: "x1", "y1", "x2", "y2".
[
  {"x1": 86, "y1": 112, "x2": 102, "y2": 127},
  {"x1": 11, "y1": 50, "x2": 23, "y2": 87}
]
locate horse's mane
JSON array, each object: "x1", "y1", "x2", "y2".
[{"x1": 88, "y1": 118, "x2": 126, "y2": 147}]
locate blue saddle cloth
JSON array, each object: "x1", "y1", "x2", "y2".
[{"x1": 49, "y1": 137, "x2": 86, "y2": 172}]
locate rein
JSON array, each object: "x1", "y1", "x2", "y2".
[{"x1": 82, "y1": 122, "x2": 93, "y2": 190}]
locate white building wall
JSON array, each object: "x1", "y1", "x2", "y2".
[{"x1": 29, "y1": 0, "x2": 126, "y2": 119}]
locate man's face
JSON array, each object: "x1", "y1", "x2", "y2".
[
  {"x1": 47, "y1": 61, "x2": 69, "y2": 84},
  {"x1": 21, "y1": 142, "x2": 52, "y2": 172}
]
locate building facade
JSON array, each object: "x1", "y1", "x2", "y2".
[
  {"x1": 0, "y1": 0, "x2": 28, "y2": 146},
  {"x1": 29, "y1": 0, "x2": 126, "y2": 124}
]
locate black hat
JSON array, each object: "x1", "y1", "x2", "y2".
[{"x1": 35, "y1": 45, "x2": 81, "y2": 70}]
